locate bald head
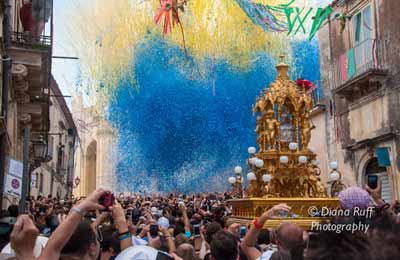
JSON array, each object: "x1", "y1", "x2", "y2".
[
  {"x1": 276, "y1": 223, "x2": 304, "y2": 249},
  {"x1": 177, "y1": 243, "x2": 196, "y2": 260}
]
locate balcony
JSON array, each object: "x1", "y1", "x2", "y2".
[
  {"x1": 10, "y1": 0, "x2": 53, "y2": 133},
  {"x1": 11, "y1": 0, "x2": 53, "y2": 48},
  {"x1": 332, "y1": 38, "x2": 387, "y2": 100}
]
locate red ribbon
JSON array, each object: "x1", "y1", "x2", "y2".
[{"x1": 154, "y1": 0, "x2": 181, "y2": 36}]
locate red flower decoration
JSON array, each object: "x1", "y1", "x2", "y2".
[{"x1": 296, "y1": 79, "x2": 316, "y2": 91}]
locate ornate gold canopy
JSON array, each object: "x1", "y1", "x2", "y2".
[{"x1": 247, "y1": 56, "x2": 327, "y2": 198}]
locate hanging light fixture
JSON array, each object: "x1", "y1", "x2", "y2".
[{"x1": 32, "y1": 140, "x2": 47, "y2": 162}]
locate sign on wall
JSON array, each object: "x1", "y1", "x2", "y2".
[
  {"x1": 4, "y1": 159, "x2": 23, "y2": 199},
  {"x1": 31, "y1": 173, "x2": 37, "y2": 188}
]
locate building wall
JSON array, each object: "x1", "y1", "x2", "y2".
[
  {"x1": 348, "y1": 92, "x2": 389, "y2": 142},
  {"x1": 309, "y1": 109, "x2": 329, "y2": 183},
  {"x1": 72, "y1": 96, "x2": 117, "y2": 197},
  {"x1": 317, "y1": 0, "x2": 400, "y2": 199},
  {"x1": 30, "y1": 83, "x2": 76, "y2": 199},
  {"x1": 1, "y1": 0, "x2": 56, "y2": 208}
]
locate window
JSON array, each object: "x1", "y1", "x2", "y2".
[
  {"x1": 353, "y1": 4, "x2": 374, "y2": 44},
  {"x1": 39, "y1": 173, "x2": 44, "y2": 194},
  {"x1": 47, "y1": 136, "x2": 54, "y2": 160},
  {"x1": 57, "y1": 146, "x2": 64, "y2": 174}
]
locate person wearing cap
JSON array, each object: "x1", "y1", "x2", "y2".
[
  {"x1": 158, "y1": 217, "x2": 170, "y2": 230},
  {"x1": 338, "y1": 187, "x2": 372, "y2": 210}
]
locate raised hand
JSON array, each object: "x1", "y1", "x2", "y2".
[
  {"x1": 228, "y1": 223, "x2": 241, "y2": 237},
  {"x1": 11, "y1": 215, "x2": 39, "y2": 260},
  {"x1": 261, "y1": 203, "x2": 291, "y2": 220},
  {"x1": 77, "y1": 188, "x2": 108, "y2": 212},
  {"x1": 110, "y1": 201, "x2": 126, "y2": 229},
  {"x1": 365, "y1": 177, "x2": 383, "y2": 203},
  {"x1": 57, "y1": 213, "x2": 68, "y2": 225}
]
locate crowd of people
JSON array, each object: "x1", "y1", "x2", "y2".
[{"x1": 0, "y1": 179, "x2": 399, "y2": 260}]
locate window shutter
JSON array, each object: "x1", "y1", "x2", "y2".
[
  {"x1": 377, "y1": 172, "x2": 391, "y2": 203},
  {"x1": 355, "y1": 12, "x2": 362, "y2": 42}
]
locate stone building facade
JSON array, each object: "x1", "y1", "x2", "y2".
[
  {"x1": 29, "y1": 77, "x2": 77, "y2": 199},
  {"x1": 316, "y1": 0, "x2": 400, "y2": 201},
  {"x1": 1, "y1": 0, "x2": 77, "y2": 207},
  {"x1": 0, "y1": 0, "x2": 54, "y2": 207},
  {"x1": 71, "y1": 96, "x2": 118, "y2": 197}
]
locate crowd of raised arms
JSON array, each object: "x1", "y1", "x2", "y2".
[{"x1": 0, "y1": 179, "x2": 399, "y2": 260}]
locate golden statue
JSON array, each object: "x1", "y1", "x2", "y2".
[
  {"x1": 301, "y1": 113, "x2": 312, "y2": 150},
  {"x1": 228, "y1": 56, "x2": 340, "y2": 229},
  {"x1": 264, "y1": 110, "x2": 278, "y2": 150},
  {"x1": 256, "y1": 115, "x2": 265, "y2": 152}
]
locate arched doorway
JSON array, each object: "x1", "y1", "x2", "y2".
[
  {"x1": 364, "y1": 157, "x2": 391, "y2": 202},
  {"x1": 85, "y1": 141, "x2": 97, "y2": 195}
]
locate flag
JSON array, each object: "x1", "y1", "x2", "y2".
[{"x1": 347, "y1": 48, "x2": 356, "y2": 79}]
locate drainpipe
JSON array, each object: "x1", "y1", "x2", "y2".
[
  {"x1": 69, "y1": 133, "x2": 76, "y2": 198},
  {"x1": 0, "y1": 0, "x2": 12, "y2": 210},
  {"x1": 19, "y1": 126, "x2": 30, "y2": 213}
]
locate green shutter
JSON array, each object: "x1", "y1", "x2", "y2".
[
  {"x1": 376, "y1": 147, "x2": 391, "y2": 167},
  {"x1": 355, "y1": 12, "x2": 362, "y2": 42}
]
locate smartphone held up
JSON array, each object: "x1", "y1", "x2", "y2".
[
  {"x1": 150, "y1": 224, "x2": 159, "y2": 238},
  {"x1": 367, "y1": 175, "x2": 378, "y2": 190},
  {"x1": 99, "y1": 192, "x2": 115, "y2": 210}
]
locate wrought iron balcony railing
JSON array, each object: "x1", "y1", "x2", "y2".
[
  {"x1": 11, "y1": 31, "x2": 52, "y2": 47},
  {"x1": 332, "y1": 38, "x2": 386, "y2": 90}
]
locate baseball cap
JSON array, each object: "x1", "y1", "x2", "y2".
[{"x1": 157, "y1": 217, "x2": 170, "y2": 229}]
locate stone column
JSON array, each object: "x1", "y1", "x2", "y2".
[{"x1": 96, "y1": 121, "x2": 117, "y2": 192}]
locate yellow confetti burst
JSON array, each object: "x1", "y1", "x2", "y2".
[{"x1": 67, "y1": 0, "x2": 300, "y2": 106}]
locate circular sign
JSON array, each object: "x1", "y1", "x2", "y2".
[{"x1": 11, "y1": 178, "x2": 20, "y2": 189}]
